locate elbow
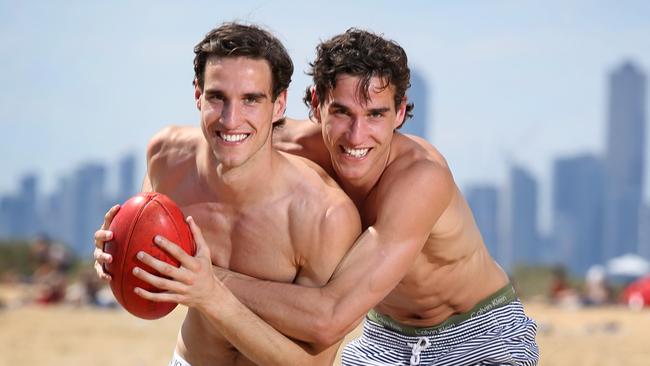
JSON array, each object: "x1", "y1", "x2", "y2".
[{"x1": 311, "y1": 309, "x2": 349, "y2": 349}]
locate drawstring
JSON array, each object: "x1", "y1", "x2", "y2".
[{"x1": 408, "y1": 337, "x2": 430, "y2": 365}]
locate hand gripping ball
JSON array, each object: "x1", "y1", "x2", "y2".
[{"x1": 104, "y1": 192, "x2": 195, "y2": 319}]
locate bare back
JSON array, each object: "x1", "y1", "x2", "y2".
[
  {"x1": 147, "y1": 126, "x2": 359, "y2": 365},
  {"x1": 275, "y1": 119, "x2": 509, "y2": 327}
]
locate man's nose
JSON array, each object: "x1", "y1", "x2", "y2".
[
  {"x1": 220, "y1": 102, "x2": 242, "y2": 129},
  {"x1": 347, "y1": 118, "x2": 366, "y2": 145}
]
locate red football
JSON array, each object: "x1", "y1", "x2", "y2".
[{"x1": 104, "y1": 192, "x2": 195, "y2": 319}]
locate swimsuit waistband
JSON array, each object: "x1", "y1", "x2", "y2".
[{"x1": 367, "y1": 283, "x2": 517, "y2": 337}]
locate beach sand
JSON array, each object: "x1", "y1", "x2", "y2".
[{"x1": 1, "y1": 287, "x2": 650, "y2": 366}]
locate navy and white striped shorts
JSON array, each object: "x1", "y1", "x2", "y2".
[{"x1": 341, "y1": 300, "x2": 538, "y2": 366}]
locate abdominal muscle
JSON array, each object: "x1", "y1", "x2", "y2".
[
  {"x1": 176, "y1": 309, "x2": 256, "y2": 366},
  {"x1": 374, "y1": 244, "x2": 510, "y2": 327}
]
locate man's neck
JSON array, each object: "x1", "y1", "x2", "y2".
[
  {"x1": 199, "y1": 143, "x2": 282, "y2": 206},
  {"x1": 337, "y1": 147, "x2": 392, "y2": 210}
]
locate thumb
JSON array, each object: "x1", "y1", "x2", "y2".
[{"x1": 186, "y1": 216, "x2": 209, "y2": 258}]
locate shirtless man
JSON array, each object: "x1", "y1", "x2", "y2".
[
  {"x1": 216, "y1": 29, "x2": 540, "y2": 365},
  {"x1": 93, "y1": 23, "x2": 360, "y2": 365}
]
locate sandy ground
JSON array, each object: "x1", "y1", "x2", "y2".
[{"x1": 2, "y1": 286, "x2": 650, "y2": 366}]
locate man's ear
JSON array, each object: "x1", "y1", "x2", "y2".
[
  {"x1": 194, "y1": 79, "x2": 202, "y2": 110},
  {"x1": 394, "y1": 96, "x2": 407, "y2": 129},
  {"x1": 272, "y1": 90, "x2": 288, "y2": 121}
]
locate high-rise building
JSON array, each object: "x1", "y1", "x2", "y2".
[
  {"x1": 0, "y1": 174, "x2": 39, "y2": 239},
  {"x1": 507, "y1": 165, "x2": 540, "y2": 269},
  {"x1": 639, "y1": 204, "x2": 650, "y2": 260},
  {"x1": 552, "y1": 154, "x2": 605, "y2": 274},
  {"x1": 0, "y1": 195, "x2": 17, "y2": 239},
  {"x1": 18, "y1": 174, "x2": 39, "y2": 237},
  {"x1": 401, "y1": 69, "x2": 431, "y2": 140},
  {"x1": 41, "y1": 176, "x2": 75, "y2": 247},
  {"x1": 72, "y1": 163, "x2": 110, "y2": 257},
  {"x1": 466, "y1": 184, "x2": 501, "y2": 264},
  {"x1": 603, "y1": 61, "x2": 647, "y2": 260}
]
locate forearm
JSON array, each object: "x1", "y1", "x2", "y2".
[
  {"x1": 203, "y1": 281, "x2": 322, "y2": 366},
  {"x1": 218, "y1": 226, "x2": 425, "y2": 345},
  {"x1": 219, "y1": 268, "x2": 335, "y2": 343}
]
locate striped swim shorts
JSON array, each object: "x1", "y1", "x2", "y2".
[{"x1": 341, "y1": 285, "x2": 538, "y2": 366}]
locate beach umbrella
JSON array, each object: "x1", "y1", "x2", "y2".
[
  {"x1": 621, "y1": 275, "x2": 650, "y2": 309},
  {"x1": 606, "y1": 253, "x2": 650, "y2": 278}
]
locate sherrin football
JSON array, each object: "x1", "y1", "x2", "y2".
[{"x1": 104, "y1": 192, "x2": 195, "y2": 319}]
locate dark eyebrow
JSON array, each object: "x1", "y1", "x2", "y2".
[
  {"x1": 204, "y1": 89, "x2": 225, "y2": 98},
  {"x1": 329, "y1": 102, "x2": 350, "y2": 112},
  {"x1": 368, "y1": 107, "x2": 391, "y2": 114},
  {"x1": 243, "y1": 92, "x2": 267, "y2": 100}
]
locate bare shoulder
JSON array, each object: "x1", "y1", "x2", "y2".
[
  {"x1": 146, "y1": 125, "x2": 203, "y2": 188},
  {"x1": 272, "y1": 118, "x2": 321, "y2": 146},
  {"x1": 281, "y1": 151, "x2": 356, "y2": 216},
  {"x1": 273, "y1": 118, "x2": 333, "y2": 173},
  {"x1": 373, "y1": 133, "x2": 456, "y2": 221},
  {"x1": 384, "y1": 133, "x2": 454, "y2": 193},
  {"x1": 147, "y1": 126, "x2": 202, "y2": 166},
  {"x1": 281, "y1": 152, "x2": 360, "y2": 258},
  {"x1": 281, "y1": 152, "x2": 361, "y2": 286}
]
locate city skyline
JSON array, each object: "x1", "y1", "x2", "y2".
[
  {"x1": 465, "y1": 62, "x2": 648, "y2": 275},
  {"x1": 2, "y1": 1, "x2": 650, "y2": 217},
  {"x1": 2, "y1": 2, "x2": 650, "y2": 271}
]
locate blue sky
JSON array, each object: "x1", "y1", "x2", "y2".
[{"x1": 1, "y1": 0, "x2": 649, "y2": 231}]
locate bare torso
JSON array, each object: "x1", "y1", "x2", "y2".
[
  {"x1": 148, "y1": 126, "x2": 354, "y2": 365},
  {"x1": 275, "y1": 120, "x2": 509, "y2": 327}
]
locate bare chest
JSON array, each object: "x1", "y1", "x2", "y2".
[{"x1": 180, "y1": 200, "x2": 298, "y2": 283}]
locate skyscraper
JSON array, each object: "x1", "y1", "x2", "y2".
[
  {"x1": 639, "y1": 204, "x2": 650, "y2": 260},
  {"x1": 466, "y1": 184, "x2": 501, "y2": 264},
  {"x1": 0, "y1": 195, "x2": 17, "y2": 239},
  {"x1": 401, "y1": 69, "x2": 431, "y2": 140},
  {"x1": 18, "y1": 174, "x2": 39, "y2": 237},
  {"x1": 552, "y1": 154, "x2": 605, "y2": 274},
  {"x1": 72, "y1": 163, "x2": 110, "y2": 257},
  {"x1": 507, "y1": 165, "x2": 540, "y2": 269},
  {"x1": 603, "y1": 61, "x2": 647, "y2": 260}
]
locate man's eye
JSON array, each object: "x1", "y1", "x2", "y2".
[{"x1": 244, "y1": 97, "x2": 258, "y2": 105}]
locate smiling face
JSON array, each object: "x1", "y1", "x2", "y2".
[
  {"x1": 196, "y1": 56, "x2": 286, "y2": 170},
  {"x1": 316, "y1": 74, "x2": 406, "y2": 185}
]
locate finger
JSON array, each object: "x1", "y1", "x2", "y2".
[
  {"x1": 93, "y1": 247, "x2": 112, "y2": 264},
  {"x1": 132, "y1": 266, "x2": 185, "y2": 293},
  {"x1": 133, "y1": 286, "x2": 181, "y2": 304},
  {"x1": 94, "y1": 261, "x2": 112, "y2": 281},
  {"x1": 136, "y1": 250, "x2": 191, "y2": 283},
  {"x1": 186, "y1": 216, "x2": 209, "y2": 258},
  {"x1": 101, "y1": 204, "x2": 121, "y2": 230},
  {"x1": 154, "y1": 235, "x2": 197, "y2": 270},
  {"x1": 94, "y1": 230, "x2": 113, "y2": 248}
]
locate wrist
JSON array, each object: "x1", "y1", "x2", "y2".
[
  {"x1": 212, "y1": 265, "x2": 231, "y2": 283},
  {"x1": 203, "y1": 280, "x2": 242, "y2": 322}
]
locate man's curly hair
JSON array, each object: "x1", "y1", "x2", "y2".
[{"x1": 303, "y1": 28, "x2": 414, "y2": 126}]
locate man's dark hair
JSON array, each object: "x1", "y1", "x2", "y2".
[
  {"x1": 193, "y1": 22, "x2": 293, "y2": 101},
  {"x1": 303, "y1": 28, "x2": 414, "y2": 125}
]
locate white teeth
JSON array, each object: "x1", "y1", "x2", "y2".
[
  {"x1": 343, "y1": 147, "x2": 370, "y2": 158},
  {"x1": 219, "y1": 133, "x2": 249, "y2": 142}
]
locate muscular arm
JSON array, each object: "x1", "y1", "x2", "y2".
[
  {"x1": 207, "y1": 199, "x2": 361, "y2": 362},
  {"x1": 220, "y1": 160, "x2": 454, "y2": 346},
  {"x1": 200, "y1": 284, "x2": 330, "y2": 365},
  {"x1": 136, "y1": 197, "x2": 361, "y2": 365}
]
